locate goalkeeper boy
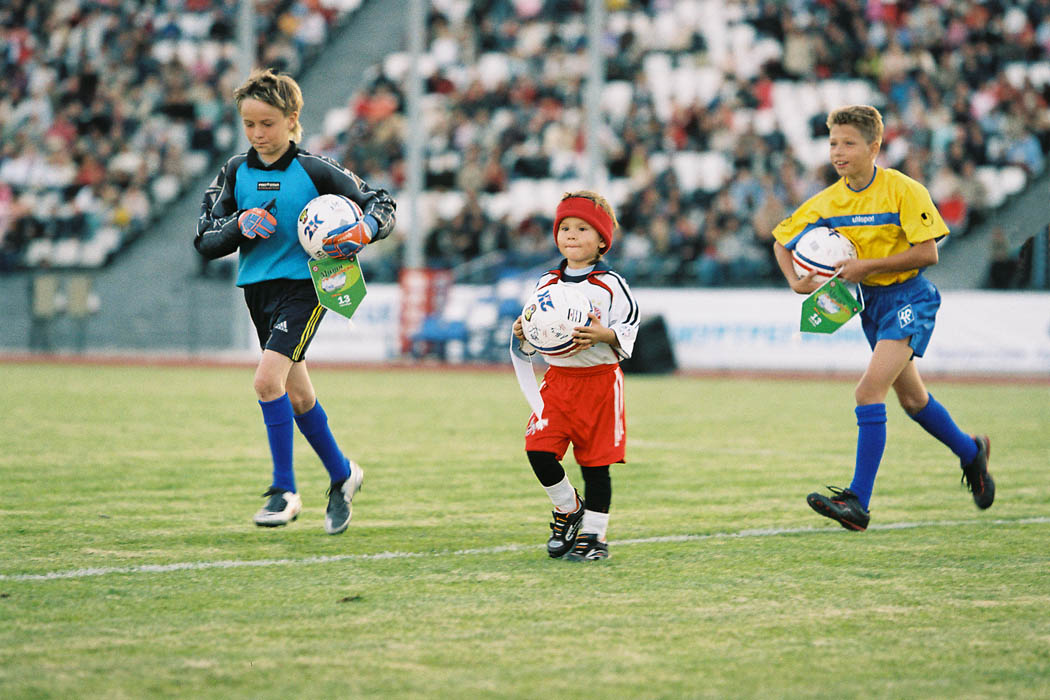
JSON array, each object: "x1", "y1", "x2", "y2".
[
  {"x1": 194, "y1": 69, "x2": 395, "y2": 534},
  {"x1": 512, "y1": 191, "x2": 640, "y2": 561},
  {"x1": 771, "y1": 104, "x2": 994, "y2": 531}
]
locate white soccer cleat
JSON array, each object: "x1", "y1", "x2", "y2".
[
  {"x1": 254, "y1": 489, "x2": 302, "y2": 527},
  {"x1": 325, "y1": 461, "x2": 364, "y2": 535}
]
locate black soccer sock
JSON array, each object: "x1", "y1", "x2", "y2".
[
  {"x1": 581, "y1": 466, "x2": 611, "y2": 513},
  {"x1": 527, "y1": 451, "x2": 566, "y2": 487}
]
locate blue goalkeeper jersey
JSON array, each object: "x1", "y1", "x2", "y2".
[{"x1": 195, "y1": 142, "x2": 396, "y2": 287}]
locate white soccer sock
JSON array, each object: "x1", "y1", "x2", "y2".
[
  {"x1": 543, "y1": 476, "x2": 579, "y2": 513},
  {"x1": 580, "y1": 510, "x2": 610, "y2": 540}
]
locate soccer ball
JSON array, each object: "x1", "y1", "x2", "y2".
[
  {"x1": 297, "y1": 194, "x2": 365, "y2": 260},
  {"x1": 791, "y1": 226, "x2": 857, "y2": 281},
  {"x1": 520, "y1": 284, "x2": 593, "y2": 356}
]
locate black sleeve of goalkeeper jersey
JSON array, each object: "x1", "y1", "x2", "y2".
[
  {"x1": 297, "y1": 149, "x2": 397, "y2": 242},
  {"x1": 194, "y1": 155, "x2": 246, "y2": 260}
]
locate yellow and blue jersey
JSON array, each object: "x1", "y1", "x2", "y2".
[{"x1": 772, "y1": 166, "x2": 949, "y2": 286}]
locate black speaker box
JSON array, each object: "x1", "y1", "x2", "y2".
[{"x1": 620, "y1": 315, "x2": 677, "y2": 374}]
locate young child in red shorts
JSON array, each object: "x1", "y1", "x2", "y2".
[{"x1": 512, "y1": 191, "x2": 640, "y2": 561}]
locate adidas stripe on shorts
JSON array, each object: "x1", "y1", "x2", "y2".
[{"x1": 243, "y1": 278, "x2": 325, "y2": 362}]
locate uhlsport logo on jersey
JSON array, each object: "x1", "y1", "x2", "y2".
[{"x1": 898, "y1": 304, "x2": 914, "y2": 327}]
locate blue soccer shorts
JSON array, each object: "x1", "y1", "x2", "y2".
[{"x1": 858, "y1": 273, "x2": 940, "y2": 358}]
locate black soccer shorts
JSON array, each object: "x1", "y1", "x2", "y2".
[{"x1": 243, "y1": 278, "x2": 325, "y2": 362}]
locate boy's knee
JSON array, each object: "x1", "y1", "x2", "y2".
[
  {"x1": 288, "y1": 394, "x2": 316, "y2": 415},
  {"x1": 897, "y1": 391, "x2": 928, "y2": 416},
  {"x1": 253, "y1": 373, "x2": 285, "y2": 401},
  {"x1": 854, "y1": 386, "x2": 878, "y2": 406}
]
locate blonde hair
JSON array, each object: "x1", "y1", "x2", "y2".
[
  {"x1": 827, "y1": 105, "x2": 883, "y2": 146},
  {"x1": 234, "y1": 69, "x2": 304, "y2": 142},
  {"x1": 560, "y1": 190, "x2": 619, "y2": 231}
]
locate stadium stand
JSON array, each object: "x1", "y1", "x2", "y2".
[
  {"x1": 2, "y1": 0, "x2": 1048, "y2": 288},
  {"x1": 306, "y1": 0, "x2": 1049, "y2": 285},
  {"x1": 0, "y1": 0, "x2": 365, "y2": 272}
]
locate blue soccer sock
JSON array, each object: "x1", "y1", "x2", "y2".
[
  {"x1": 910, "y1": 393, "x2": 978, "y2": 464},
  {"x1": 294, "y1": 400, "x2": 351, "y2": 483},
  {"x1": 849, "y1": 403, "x2": 887, "y2": 509},
  {"x1": 259, "y1": 394, "x2": 296, "y2": 493}
]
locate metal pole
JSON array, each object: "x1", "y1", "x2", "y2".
[
  {"x1": 585, "y1": 0, "x2": 606, "y2": 189},
  {"x1": 237, "y1": 0, "x2": 254, "y2": 79},
  {"x1": 237, "y1": 0, "x2": 255, "y2": 149},
  {"x1": 229, "y1": 0, "x2": 256, "y2": 352},
  {"x1": 404, "y1": 0, "x2": 426, "y2": 268}
]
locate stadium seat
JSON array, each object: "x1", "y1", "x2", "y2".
[
  {"x1": 671, "y1": 152, "x2": 703, "y2": 192},
  {"x1": 478, "y1": 53, "x2": 511, "y2": 90},
  {"x1": 52, "y1": 239, "x2": 81, "y2": 267},
  {"x1": 975, "y1": 167, "x2": 1007, "y2": 208},
  {"x1": 999, "y1": 167, "x2": 1027, "y2": 197},
  {"x1": 1029, "y1": 61, "x2": 1050, "y2": 88},
  {"x1": 479, "y1": 191, "x2": 512, "y2": 222},
  {"x1": 643, "y1": 52, "x2": 673, "y2": 120},
  {"x1": 602, "y1": 81, "x2": 634, "y2": 126},
  {"x1": 323, "y1": 108, "x2": 353, "y2": 139},
  {"x1": 383, "y1": 52, "x2": 412, "y2": 82},
  {"x1": 434, "y1": 191, "x2": 467, "y2": 220},
  {"x1": 694, "y1": 65, "x2": 723, "y2": 107},
  {"x1": 410, "y1": 315, "x2": 469, "y2": 360}
]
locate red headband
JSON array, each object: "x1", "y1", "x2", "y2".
[{"x1": 553, "y1": 197, "x2": 615, "y2": 253}]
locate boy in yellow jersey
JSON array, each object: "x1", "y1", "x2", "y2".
[{"x1": 771, "y1": 105, "x2": 994, "y2": 531}]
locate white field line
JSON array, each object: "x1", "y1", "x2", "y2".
[{"x1": 3, "y1": 516, "x2": 1048, "y2": 583}]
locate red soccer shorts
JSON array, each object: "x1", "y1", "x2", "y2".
[{"x1": 525, "y1": 363, "x2": 626, "y2": 466}]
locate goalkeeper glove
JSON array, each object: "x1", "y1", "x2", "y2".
[
  {"x1": 238, "y1": 198, "x2": 277, "y2": 239},
  {"x1": 322, "y1": 216, "x2": 377, "y2": 260}
]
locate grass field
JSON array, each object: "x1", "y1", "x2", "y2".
[{"x1": 1, "y1": 362, "x2": 1048, "y2": 699}]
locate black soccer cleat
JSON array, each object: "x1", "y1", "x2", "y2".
[
  {"x1": 547, "y1": 493, "x2": 585, "y2": 558},
  {"x1": 961, "y1": 435, "x2": 994, "y2": 510},
  {"x1": 807, "y1": 486, "x2": 870, "y2": 531},
  {"x1": 324, "y1": 461, "x2": 364, "y2": 535},
  {"x1": 563, "y1": 533, "x2": 609, "y2": 561}
]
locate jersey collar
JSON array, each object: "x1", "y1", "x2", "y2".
[
  {"x1": 247, "y1": 141, "x2": 299, "y2": 171},
  {"x1": 555, "y1": 258, "x2": 611, "y2": 282},
  {"x1": 845, "y1": 165, "x2": 878, "y2": 193}
]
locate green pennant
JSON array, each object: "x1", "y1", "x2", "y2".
[
  {"x1": 307, "y1": 257, "x2": 367, "y2": 321},
  {"x1": 800, "y1": 276, "x2": 863, "y2": 334}
]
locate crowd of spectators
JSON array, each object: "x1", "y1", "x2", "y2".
[
  {"x1": 0, "y1": 0, "x2": 361, "y2": 272},
  {"x1": 315, "y1": 0, "x2": 1050, "y2": 285},
  {"x1": 3, "y1": 0, "x2": 1049, "y2": 288}
]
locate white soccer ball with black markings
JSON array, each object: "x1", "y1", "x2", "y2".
[
  {"x1": 297, "y1": 194, "x2": 364, "y2": 261},
  {"x1": 520, "y1": 284, "x2": 593, "y2": 356},
  {"x1": 791, "y1": 226, "x2": 857, "y2": 281}
]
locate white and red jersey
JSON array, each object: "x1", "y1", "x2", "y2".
[
  {"x1": 528, "y1": 260, "x2": 639, "y2": 367},
  {"x1": 512, "y1": 260, "x2": 638, "y2": 466}
]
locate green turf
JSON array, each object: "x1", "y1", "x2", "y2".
[{"x1": 1, "y1": 363, "x2": 1048, "y2": 699}]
